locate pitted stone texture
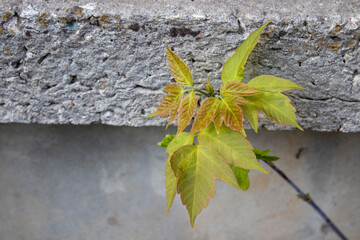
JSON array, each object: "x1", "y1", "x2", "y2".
[{"x1": 0, "y1": 1, "x2": 359, "y2": 131}]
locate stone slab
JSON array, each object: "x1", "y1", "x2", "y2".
[{"x1": 0, "y1": 1, "x2": 359, "y2": 131}]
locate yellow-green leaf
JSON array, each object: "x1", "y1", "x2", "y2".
[
  {"x1": 190, "y1": 97, "x2": 220, "y2": 134},
  {"x1": 213, "y1": 99, "x2": 223, "y2": 134},
  {"x1": 246, "y1": 92, "x2": 303, "y2": 130},
  {"x1": 170, "y1": 145, "x2": 240, "y2": 227},
  {"x1": 165, "y1": 132, "x2": 195, "y2": 155},
  {"x1": 220, "y1": 82, "x2": 263, "y2": 97},
  {"x1": 221, "y1": 20, "x2": 271, "y2": 83},
  {"x1": 165, "y1": 132, "x2": 195, "y2": 215},
  {"x1": 247, "y1": 75, "x2": 304, "y2": 92},
  {"x1": 177, "y1": 92, "x2": 197, "y2": 134},
  {"x1": 164, "y1": 158, "x2": 177, "y2": 215},
  {"x1": 198, "y1": 124, "x2": 267, "y2": 173},
  {"x1": 166, "y1": 47, "x2": 193, "y2": 87},
  {"x1": 191, "y1": 96, "x2": 249, "y2": 135},
  {"x1": 148, "y1": 84, "x2": 184, "y2": 128},
  {"x1": 218, "y1": 97, "x2": 247, "y2": 137},
  {"x1": 240, "y1": 103, "x2": 259, "y2": 133}
]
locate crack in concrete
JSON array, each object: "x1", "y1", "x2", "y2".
[{"x1": 295, "y1": 95, "x2": 360, "y2": 103}]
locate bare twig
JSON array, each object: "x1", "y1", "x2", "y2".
[{"x1": 263, "y1": 160, "x2": 348, "y2": 240}]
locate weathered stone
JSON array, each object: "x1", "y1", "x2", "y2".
[{"x1": 0, "y1": 0, "x2": 359, "y2": 131}]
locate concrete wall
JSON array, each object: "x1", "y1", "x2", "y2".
[
  {"x1": 0, "y1": 124, "x2": 359, "y2": 240},
  {"x1": 0, "y1": 0, "x2": 359, "y2": 132}
]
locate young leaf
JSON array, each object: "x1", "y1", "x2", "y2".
[
  {"x1": 247, "y1": 75, "x2": 304, "y2": 92},
  {"x1": 148, "y1": 84, "x2": 184, "y2": 128},
  {"x1": 220, "y1": 82, "x2": 263, "y2": 97},
  {"x1": 213, "y1": 99, "x2": 223, "y2": 133},
  {"x1": 230, "y1": 165, "x2": 250, "y2": 191},
  {"x1": 217, "y1": 97, "x2": 247, "y2": 137},
  {"x1": 246, "y1": 92, "x2": 303, "y2": 130},
  {"x1": 165, "y1": 133, "x2": 195, "y2": 215},
  {"x1": 166, "y1": 47, "x2": 193, "y2": 87},
  {"x1": 221, "y1": 20, "x2": 271, "y2": 83},
  {"x1": 205, "y1": 79, "x2": 215, "y2": 96},
  {"x1": 190, "y1": 97, "x2": 220, "y2": 134},
  {"x1": 240, "y1": 103, "x2": 259, "y2": 133},
  {"x1": 297, "y1": 193, "x2": 311, "y2": 200},
  {"x1": 253, "y1": 148, "x2": 280, "y2": 161},
  {"x1": 198, "y1": 124, "x2": 267, "y2": 173},
  {"x1": 170, "y1": 145, "x2": 240, "y2": 227},
  {"x1": 177, "y1": 92, "x2": 197, "y2": 134},
  {"x1": 157, "y1": 134, "x2": 176, "y2": 147}
]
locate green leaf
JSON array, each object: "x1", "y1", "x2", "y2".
[
  {"x1": 177, "y1": 92, "x2": 197, "y2": 134},
  {"x1": 230, "y1": 165, "x2": 250, "y2": 191},
  {"x1": 198, "y1": 124, "x2": 267, "y2": 173},
  {"x1": 246, "y1": 92, "x2": 303, "y2": 130},
  {"x1": 166, "y1": 47, "x2": 193, "y2": 87},
  {"x1": 253, "y1": 148, "x2": 280, "y2": 161},
  {"x1": 297, "y1": 193, "x2": 311, "y2": 200},
  {"x1": 240, "y1": 103, "x2": 259, "y2": 133},
  {"x1": 165, "y1": 133, "x2": 195, "y2": 215},
  {"x1": 220, "y1": 82, "x2": 263, "y2": 97},
  {"x1": 170, "y1": 145, "x2": 240, "y2": 227},
  {"x1": 157, "y1": 134, "x2": 176, "y2": 147},
  {"x1": 221, "y1": 20, "x2": 271, "y2": 83},
  {"x1": 148, "y1": 84, "x2": 184, "y2": 128},
  {"x1": 190, "y1": 97, "x2": 220, "y2": 134},
  {"x1": 247, "y1": 75, "x2": 304, "y2": 92}
]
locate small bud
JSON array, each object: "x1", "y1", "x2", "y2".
[{"x1": 205, "y1": 79, "x2": 215, "y2": 96}]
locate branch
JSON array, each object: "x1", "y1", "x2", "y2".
[{"x1": 263, "y1": 160, "x2": 348, "y2": 240}]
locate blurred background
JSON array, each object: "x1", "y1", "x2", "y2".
[{"x1": 0, "y1": 124, "x2": 359, "y2": 240}]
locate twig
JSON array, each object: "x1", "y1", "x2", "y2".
[{"x1": 263, "y1": 160, "x2": 348, "y2": 240}]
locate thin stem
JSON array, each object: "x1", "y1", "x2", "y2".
[
  {"x1": 183, "y1": 89, "x2": 193, "y2": 93},
  {"x1": 208, "y1": 91, "x2": 216, "y2": 97},
  {"x1": 263, "y1": 160, "x2": 348, "y2": 240},
  {"x1": 193, "y1": 89, "x2": 211, "y2": 97}
]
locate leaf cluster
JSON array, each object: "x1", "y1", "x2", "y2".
[{"x1": 149, "y1": 20, "x2": 303, "y2": 227}]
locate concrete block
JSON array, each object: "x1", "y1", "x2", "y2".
[{"x1": 0, "y1": 1, "x2": 359, "y2": 131}]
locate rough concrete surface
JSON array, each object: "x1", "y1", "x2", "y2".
[
  {"x1": 0, "y1": 1, "x2": 359, "y2": 131},
  {"x1": 0, "y1": 124, "x2": 359, "y2": 240}
]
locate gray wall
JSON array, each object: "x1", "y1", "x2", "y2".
[
  {"x1": 0, "y1": 124, "x2": 359, "y2": 240},
  {"x1": 0, "y1": 0, "x2": 359, "y2": 132}
]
